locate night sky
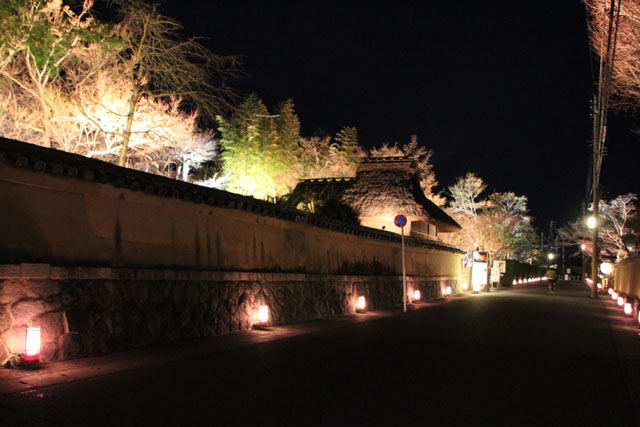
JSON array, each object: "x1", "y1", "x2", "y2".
[{"x1": 163, "y1": 0, "x2": 640, "y2": 231}]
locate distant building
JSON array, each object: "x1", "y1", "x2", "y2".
[{"x1": 293, "y1": 156, "x2": 461, "y2": 240}]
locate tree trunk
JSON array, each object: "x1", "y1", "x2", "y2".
[{"x1": 119, "y1": 87, "x2": 140, "y2": 167}]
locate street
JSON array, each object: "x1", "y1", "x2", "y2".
[{"x1": 1, "y1": 281, "x2": 638, "y2": 426}]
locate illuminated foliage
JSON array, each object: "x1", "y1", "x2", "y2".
[
  {"x1": 218, "y1": 95, "x2": 302, "y2": 202},
  {"x1": 559, "y1": 193, "x2": 639, "y2": 261},
  {"x1": 585, "y1": 0, "x2": 640, "y2": 110},
  {"x1": 0, "y1": 0, "x2": 234, "y2": 180},
  {"x1": 0, "y1": 0, "x2": 110, "y2": 147},
  {"x1": 300, "y1": 126, "x2": 363, "y2": 178},
  {"x1": 106, "y1": 0, "x2": 240, "y2": 166},
  {"x1": 443, "y1": 172, "x2": 537, "y2": 263},
  {"x1": 369, "y1": 135, "x2": 444, "y2": 206},
  {"x1": 278, "y1": 187, "x2": 360, "y2": 225}
]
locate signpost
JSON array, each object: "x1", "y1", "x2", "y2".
[{"x1": 394, "y1": 214, "x2": 408, "y2": 312}]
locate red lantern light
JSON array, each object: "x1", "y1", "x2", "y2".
[
  {"x1": 612, "y1": 291, "x2": 618, "y2": 300},
  {"x1": 617, "y1": 296, "x2": 624, "y2": 307},
  {"x1": 25, "y1": 326, "x2": 40, "y2": 363},
  {"x1": 413, "y1": 289, "x2": 421, "y2": 302},
  {"x1": 624, "y1": 302, "x2": 633, "y2": 316},
  {"x1": 357, "y1": 296, "x2": 366, "y2": 312},
  {"x1": 258, "y1": 305, "x2": 269, "y2": 326},
  {"x1": 608, "y1": 288, "x2": 613, "y2": 295}
]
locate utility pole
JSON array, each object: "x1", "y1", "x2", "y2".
[{"x1": 588, "y1": 0, "x2": 621, "y2": 299}]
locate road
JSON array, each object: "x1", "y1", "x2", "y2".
[{"x1": 1, "y1": 281, "x2": 638, "y2": 426}]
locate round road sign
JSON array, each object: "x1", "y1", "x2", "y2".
[{"x1": 394, "y1": 214, "x2": 407, "y2": 228}]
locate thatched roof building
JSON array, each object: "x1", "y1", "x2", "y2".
[{"x1": 293, "y1": 156, "x2": 460, "y2": 240}]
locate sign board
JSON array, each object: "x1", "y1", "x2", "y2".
[
  {"x1": 473, "y1": 251, "x2": 488, "y2": 263},
  {"x1": 394, "y1": 214, "x2": 407, "y2": 228},
  {"x1": 490, "y1": 267, "x2": 501, "y2": 283},
  {"x1": 493, "y1": 260, "x2": 506, "y2": 274}
]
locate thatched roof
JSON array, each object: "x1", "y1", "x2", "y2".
[{"x1": 294, "y1": 156, "x2": 461, "y2": 232}]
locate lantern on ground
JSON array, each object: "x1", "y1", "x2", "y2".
[
  {"x1": 413, "y1": 289, "x2": 421, "y2": 302},
  {"x1": 512, "y1": 279, "x2": 517, "y2": 286},
  {"x1": 624, "y1": 302, "x2": 633, "y2": 316},
  {"x1": 612, "y1": 291, "x2": 618, "y2": 300},
  {"x1": 258, "y1": 305, "x2": 269, "y2": 326},
  {"x1": 518, "y1": 279, "x2": 523, "y2": 284},
  {"x1": 617, "y1": 296, "x2": 624, "y2": 307},
  {"x1": 357, "y1": 296, "x2": 366, "y2": 312},
  {"x1": 446, "y1": 286, "x2": 452, "y2": 296},
  {"x1": 25, "y1": 326, "x2": 40, "y2": 363},
  {"x1": 608, "y1": 288, "x2": 613, "y2": 295},
  {"x1": 462, "y1": 282, "x2": 469, "y2": 291}
]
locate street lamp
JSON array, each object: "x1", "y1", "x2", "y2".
[
  {"x1": 548, "y1": 253, "x2": 555, "y2": 261},
  {"x1": 587, "y1": 216, "x2": 597, "y2": 229}
]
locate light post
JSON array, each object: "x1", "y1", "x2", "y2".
[
  {"x1": 581, "y1": 244, "x2": 587, "y2": 282},
  {"x1": 588, "y1": 216, "x2": 598, "y2": 298},
  {"x1": 600, "y1": 262, "x2": 613, "y2": 293}
]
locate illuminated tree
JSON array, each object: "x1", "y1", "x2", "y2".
[
  {"x1": 369, "y1": 135, "x2": 444, "y2": 206},
  {"x1": 585, "y1": 0, "x2": 640, "y2": 110},
  {"x1": 108, "y1": 0, "x2": 240, "y2": 166},
  {"x1": 443, "y1": 173, "x2": 537, "y2": 288},
  {"x1": 561, "y1": 193, "x2": 639, "y2": 260},
  {"x1": 0, "y1": 0, "x2": 230, "y2": 181},
  {"x1": 300, "y1": 126, "x2": 363, "y2": 178},
  {"x1": 278, "y1": 187, "x2": 360, "y2": 225},
  {"x1": 71, "y1": 67, "x2": 217, "y2": 178},
  {"x1": 218, "y1": 95, "x2": 302, "y2": 201},
  {"x1": 0, "y1": 0, "x2": 108, "y2": 147}
]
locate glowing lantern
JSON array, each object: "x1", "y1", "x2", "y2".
[
  {"x1": 597, "y1": 283, "x2": 602, "y2": 290},
  {"x1": 512, "y1": 279, "x2": 517, "y2": 286},
  {"x1": 612, "y1": 291, "x2": 618, "y2": 300},
  {"x1": 258, "y1": 305, "x2": 269, "y2": 325},
  {"x1": 518, "y1": 279, "x2": 523, "y2": 284},
  {"x1": 446, "y1": 286, "x2": 452, "y2": 296},
  {"x1": 462, "y1": 282, "x2": 469, "y2": 291},
  {"x1": 608, "y1": 288, "x2": 613, "y2": 295},
  {"x1": 624, "y1": 302, "x2": 633, "y2": 316},
  {"x1": 25, "y1": 326, "x2": 40, "y2": 363},
  {"x1": 617, "y1": 296, "x2": 624, "y2": 307},
  {"x1": 357, "y1": 296, "x2": 366, "y2": 311},
  {"x1": 600, "y1": 262, "x2": 613, "y2": 275},
  {"x1": 413, "y1": 289, "x2": 421, "y2": 301}
]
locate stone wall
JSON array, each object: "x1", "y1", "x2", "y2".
[{"x1": 0, "y1": 265, "x2": 459, "y2": 363}]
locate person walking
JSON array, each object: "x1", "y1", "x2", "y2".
[{"x1": 545, "y1": 267, "x2": 558, "y2": 294}]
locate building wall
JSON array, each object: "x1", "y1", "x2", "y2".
[
  {"x1": 0, "y1": 139, "x2": 462, "y2": 362},
  {"x1": 0, "y1": 162, "x2": 460, "y2": 276},
  {"x1": 615, "y1": 254, "x2": 640, "y2": 298}
]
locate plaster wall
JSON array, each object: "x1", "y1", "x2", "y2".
[
  {"x1": 0, "y1": 162, "x2": 461, "y2": 277},
  {"x1": 615, "y1": 254, "x2": 640, "y2": 298}
]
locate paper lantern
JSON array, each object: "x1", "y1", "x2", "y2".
[{"x1": 25, "y1": 326, "x2": 40, "y2": 363}]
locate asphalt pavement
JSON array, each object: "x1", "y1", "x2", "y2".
[{"x1": 1, "y1": 281, "x2": 639, "y2": 426}]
